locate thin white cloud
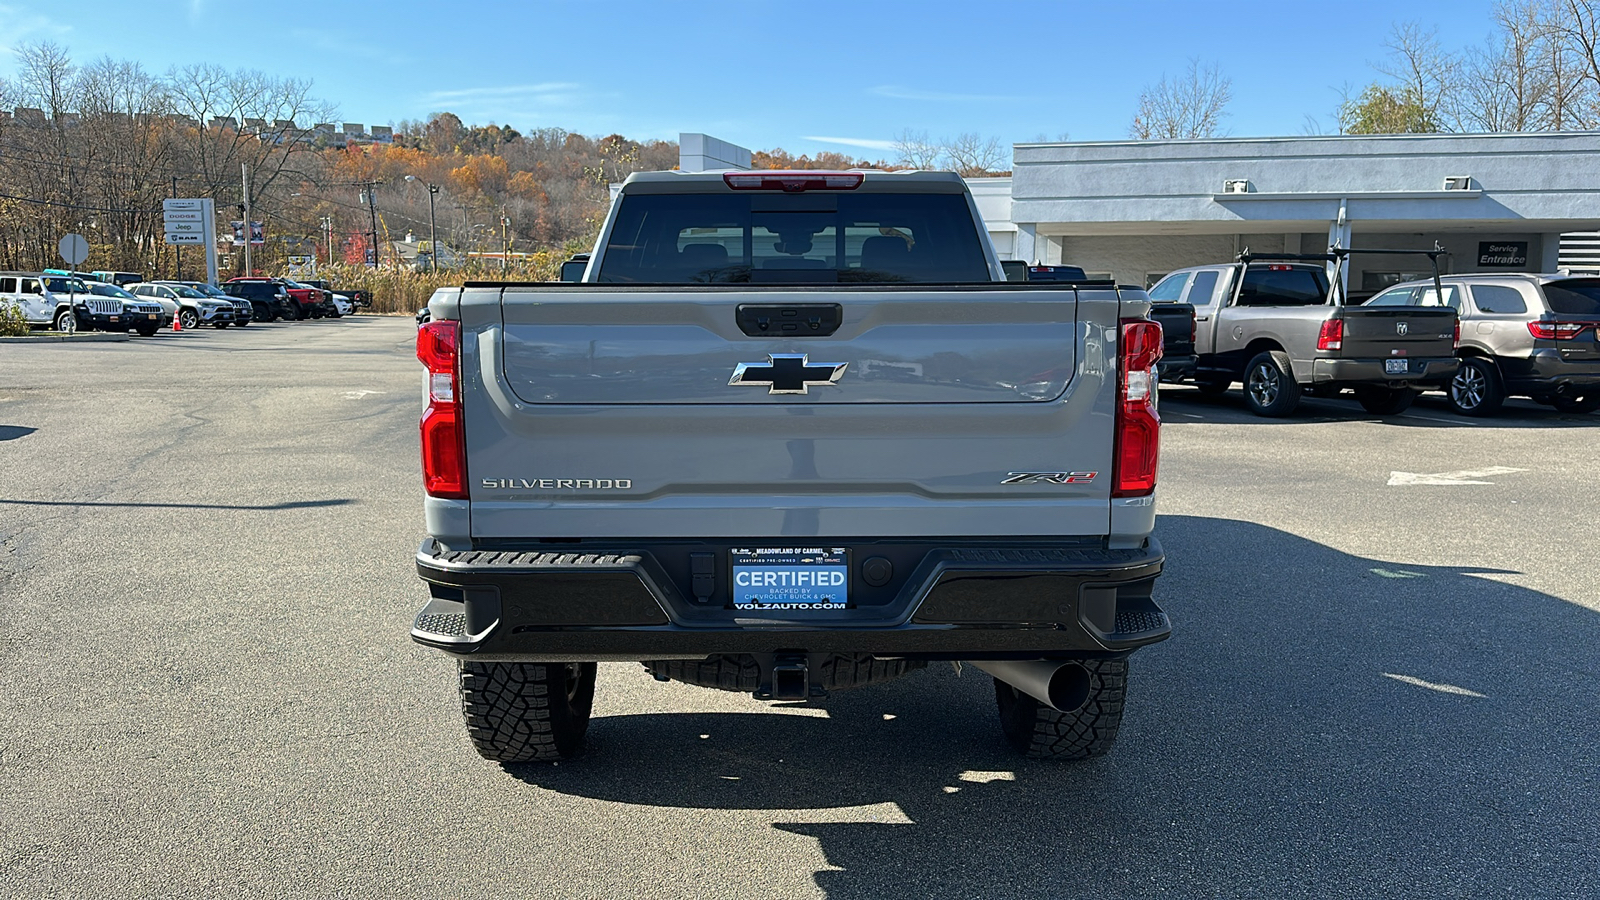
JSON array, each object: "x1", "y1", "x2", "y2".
[
  {"x1": 803, "y1": 135, "x2": 898, "y2": 151},
  {"x1": 289, "y1": 28, "x2": 393, "y2": 63},
  {"x1": 423, "y1": 83, "x2": 582, "y2": 103},
  {"x1": 870, "y1": 85, "x2": 1022, "y2": 103}
]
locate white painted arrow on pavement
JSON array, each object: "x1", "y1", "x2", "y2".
[{"x1": 1387, "y1": 466, "x2": 1527, "y2": 486}]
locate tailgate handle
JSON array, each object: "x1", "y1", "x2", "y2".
[{"x1": 736, "y1": 303, "x2": 842, "y2": 337}]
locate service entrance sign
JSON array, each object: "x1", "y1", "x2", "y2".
[{"x1": 1478, "y1": 241, "x2": 1528, "y2": 267}]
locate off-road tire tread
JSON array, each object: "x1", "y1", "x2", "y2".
[
  {"x1": 995, "y1": 658, "x2": 1127, "y2": 760},
  {"x1": 644, "y1": 654, "x2": 926, "y2": 692},
  {"x1": 458, "y1": 661, "x2": 594, "y2": 763}
]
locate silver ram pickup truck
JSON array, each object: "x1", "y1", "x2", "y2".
[
  {"x1": 410, "y1": 170, "x2": 1170, "y2": 762},
  {"x1": 1155, "y1": 249, "x2": 1461, "y2": 416}
]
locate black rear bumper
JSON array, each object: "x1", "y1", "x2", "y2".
[
  {"x1": 411, "y1": 537, "x2": 1168, "y2": 662},
  {"x1": 1498, "y1": 351, "x2": 1600, "y2": 395}
]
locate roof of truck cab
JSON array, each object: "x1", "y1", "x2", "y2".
[{"x1": 618, "y1": 169, "x2": 971, "y2": 193}]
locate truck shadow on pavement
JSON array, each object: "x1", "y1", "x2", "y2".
[
  {"x1": 504, "y1": 515, "x2": 1600, "y2": 899},
  {"x1": 0, "y1": 497, "x2": 354, "y2": 510},
  {"x1": 1163, "y1": 385, "x2": 1597, "y2": 428}
]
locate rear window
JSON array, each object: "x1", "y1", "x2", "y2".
[
  {"x1": 1237, "y1": 265, "x2": 1329, "y2": 307},
  {"x1": 1540, "y1": 280, "x2": 1600, "y2": 315},
  {"x1": 596, "y1": 192, "x2": 992, "y2": 284},
  {"x1": 1026, "y1": 265, "x2": 1088, "y2": 282}
]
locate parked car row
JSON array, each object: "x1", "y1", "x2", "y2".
[
  {"x1": 0, "y1": 269, "x2": 367, "y2": 335},
  {"x1": 1142, "y1": 253, "x2": 1600, "y2": 417}
]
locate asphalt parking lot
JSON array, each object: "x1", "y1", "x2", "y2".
[{"x1": 2, "y1": 317, "x2": 1597, "y2": 899}]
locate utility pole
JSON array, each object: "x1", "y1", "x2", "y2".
[
  {"x1": 322, "y1": 216, "x2": 334, "y2": 267},
  {"x1": 360, "y1": 181, "x2": 380, "y2": 269},
  {"x1": 241, "y1": 163, "x2": 252, "y2": 276}
]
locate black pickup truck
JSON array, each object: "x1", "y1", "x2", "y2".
[{"x1": 1009, "y1": 263, "x2": 1198, "y2": 382}]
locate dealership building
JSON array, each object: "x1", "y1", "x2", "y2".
[
  {"x1": 972, "y1": 132, "x2": 1600, "y2": 290},
  {"x1": 678, "y1": 130, "x2": 1600, "y2": 290}
]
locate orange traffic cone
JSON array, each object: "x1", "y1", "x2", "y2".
[{"x1": 172, "y1": 309, "x2": 182, "y2": 332}]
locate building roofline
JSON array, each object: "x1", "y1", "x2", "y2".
[{"x1": 1014, "y1": 131, "x2": 1600, "y2": 149}]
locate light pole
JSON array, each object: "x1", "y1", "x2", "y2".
[
  {"x1": 501, "y1": 211, "x2": 511, "y2": 274},
  {"x1": 405, "y1": 175, "x2": 440, "y2": 273}
]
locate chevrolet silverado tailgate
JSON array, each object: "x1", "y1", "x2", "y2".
[{"x1": 459, "y1": 284, "x2": 1121, "y2": 540}]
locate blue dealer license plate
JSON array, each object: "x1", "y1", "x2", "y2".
[{"x1": 731, "y1": 548, "x2": 848, "y2": 611}]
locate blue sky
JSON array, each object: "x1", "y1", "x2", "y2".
[{"x1": 2, "y1": 0, "x2": 1503, "y2": 158}]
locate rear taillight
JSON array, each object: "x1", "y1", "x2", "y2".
[
  {"x1": 723, "y1": 171, "x2": 864, "y2": 192},
  {"x1": 1527, "y1": 321, "x2": 1588, "y2": 340},
  {"x1": 1317, "y1": 319, "x2": 1344, "y2": 351},
  {"x1": 417, "y1": 320, "x2": 467, "y2": 499},
  {"x1": 1113, "y1": 319, "x2": 1163, "y2": 498},
  {"x1": 1453, "y1": 317, "x2": 1461, "y2": 347}
]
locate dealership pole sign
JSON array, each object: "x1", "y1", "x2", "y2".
[
  {"x1": 1478, "y1": 242, "x2": 1528, "y2": 268},
  {"x1": 164, "y1": 198, "x2": 218, "y2": 286}
]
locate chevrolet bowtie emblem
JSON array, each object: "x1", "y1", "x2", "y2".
[{"x1": 729, "y1": 353, "x2": 848, "y2": 395}]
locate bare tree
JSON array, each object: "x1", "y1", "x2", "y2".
[
  {"x1": 1376, "y1": 23, "x2": 1461, "y2": 130},
  {"x1": 944, "y1": 132, "x2": 1008, "y2": 176},
  {"x1": 1129, "y1": 59, "x2": 1232, "y2": 139},
  {"x1": 891, "y1": 129, "x2": 943, "y2": 169},
  {"x1": 1550, "y1": 0, "x2": 1600, "y2": 126},
  {"x1": 164, "y1": 64, "x2": 336, "y2": 233},
  {"x1": 1457, "y1": 1, "x2": 1559, "y2": 131}
]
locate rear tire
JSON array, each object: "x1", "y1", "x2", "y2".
[
  {"x1": 459, "y1": 661, "x2": 596, "y2": 763},
  {"x1": 1354, "y1": 386, "x2": 1418, "y2": 415},
  {"x1": 994, "y1": 658, "x2": 1127, "y2": 760},
  {"x1": 1243, "y1": 351, "x2": 1300, "y2": 417},
  {"x1": 1551, "y1": 393, "x2": 1600, "y2": 414},
  {"x1": 1447, "y1": 358, "x2": 1505, "y2": 417}
]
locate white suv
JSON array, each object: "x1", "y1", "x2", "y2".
[{"x1": 129, "y1": 282, "x2": 235, "y2": 329}]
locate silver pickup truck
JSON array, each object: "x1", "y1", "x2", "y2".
[
  {"x1": 411, "y1": 170, "x2": 1170, "y2": 762},
  {"x1": 1154, "y1": 250, "x2": 1460, "y2": 416}
]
